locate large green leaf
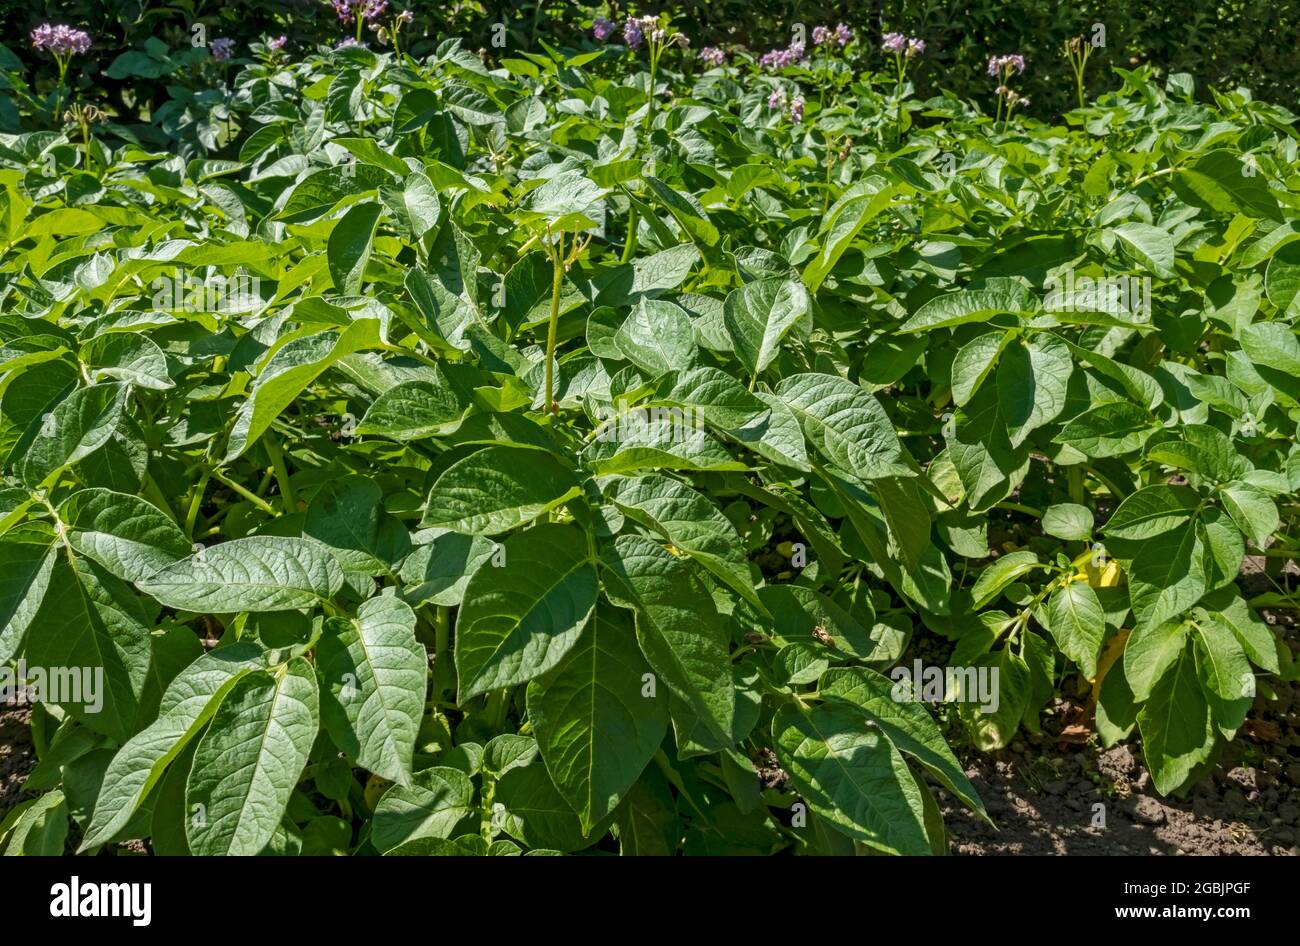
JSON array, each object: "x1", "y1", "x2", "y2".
[
  {"x1": 185, "y1": 657, "x2": 320, "y2": 855},
  {"x1": 371, "y1": 766, "x2": 475, "y2": 852},
  {"x1": 59, "y1": 488, "x2": 190, "y2": 583},
  {"x1": 421, "y1": 445, "x2": 581, "y2": 535},
  {"x1": 225, "y1": 319, "x2": 384, "y2": 460},
  {"x1": 772, "y1": 701, "x2": 930, "y2": 855},
  {"x1": 319, "y1": 595, "x2": 427, "y2": 785},
  {"x1": 455, "y1": 523, "x2": 598, "y2": 699},
  {"x1": 1136, "y1": 645, "x2": 1215, "y2": 796},
  {"x1": 138, "y1": 536, "x2": 345, "y2": 613},
  {"x1": 601, "y1": 534, "x2": 734, "y2": 743},
  {"x1": 774, "y1": 373, "x2": 910, "y2": 480},
  {"x1": 80, "y1": 644, "x2": 263, "y2": 850},
  {"x1": 605, "y1": 474, "x2": 761, "y2": 610},
  {"x1": 527, "y1": 605, "x2": 667, "y2": 833},
  {"x1": 723, "y1": 277, "x2": 809, "y2": 377}
]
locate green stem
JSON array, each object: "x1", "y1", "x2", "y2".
[
  {"x1": 434, "y1": 605, "x2": 450, "y2": 654},
  {"x1": 996, "y1": 500, "x2": 1044, "y2": 518},
  {"x1": 543, "y1": 231, "x2": 565, "y2": 415},
  {"x1": 184, "y1": 472, "x2": 212, "y2": 539},
  {"x1": 263, "y1": 435, "x2": 298, "y2": 511},
  {"x1": 1068, "y1": 466, "x2": 1083, "y2": 506},
  {"x1": 211, "y1": 469, "x2": 277, "y2": 514},
  {"x1": 621, "y1": 205, "x2": 639, "y2": 262}
]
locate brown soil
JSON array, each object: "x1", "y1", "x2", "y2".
[{"x1": 0, "y1": 707, "x2": 34, "y2": 821}]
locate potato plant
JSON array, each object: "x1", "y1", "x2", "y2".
[{"x1": 0, "y1": 24, "x2": 1297, "y2": 856}]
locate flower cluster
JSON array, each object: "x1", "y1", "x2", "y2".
[
  {"x1": 766, "y1": 87, "x2": 804, "y2": 122},
  {"x1": 996, "y1": 86, "x2": 1030, "y2": 108},
  {"x1": 624, "y1": 17, "x2": 646, "y2": 49},
  {"x1": 987, "y1": 53, "x2": 1026, "y2": 76},
  {"x1": 330, "y1": 0, "x2": 387, "y2": 26},
  {"x1": 699, "y1": 46, "x2": 726, "y2": 67},
  {"x1": 813, "y1": 23, "x2": 853, "y2": 47},
  {"x1": 268, "y1": 35, "x2": 288, "y2": 52},
  {"x1": 882, "y1": 32, "x2": 925, "y2": 57},
  {"x1": 30, "y1": 23, "x2": 92, "y2": 56},
  {"x1": 758, "y1": 42, "x2": 806, "y2": 69},
  {"x1": 593, "y1": 17, "x2": 615, "y2": 41},
  {"x1": 211, "y1": 38, "x2": 236, "y2": 62}
]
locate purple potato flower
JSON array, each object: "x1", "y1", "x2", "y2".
[
  {"x1": 699, "y1": 46, "x2": 726, "y2": 67},
  {"x1": 906, "y1": 38, "x2": 925, "y2": 58},
  {"x1": 593, "y1": 17, "x2": 614, "y2": 41},
  {"x1": 767, "y1": 87, "x2": 786, "y2": 109},
  {"x1": 30, "y1": 23, "x2": 92, "y2": 56},
  {"x1": 812, "y1": 26, "x2": 831, "y2": 46},
  {"x1": 988, "y1": 53, "x2": 1026, "y2": 76},
  {"x1": 268, "y1": 35, "x2": 288, "y2": 51},
  {"x1": 623, "y1": 17, "x2": 644, "y2": 49},
  {"x1": 789, "y1": 96, "x2": 804, "y2": 122},
  {"x1": 211, "y1": 38, "x2": 235, "y2": 61},
  {"x1": 834, "y1": 23, "x2": 852, "y2": 46},
  {"x1": 881, "y1": 32, "x2": 907, "y2": 55},
  {"x1": 330, "y1": 0, "x2": 387, "y2": 25}
]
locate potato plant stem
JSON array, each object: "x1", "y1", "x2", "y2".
[
  {"x1": 434, "y1": 605, "x2": 450, "y2": 654},
  {"x1": 211, "y1": 469, "x2": 276, "y2": 514},
  {"x1": 263, "y1": 434, "x2": 298, "y2": 511},
  {"x1": 544, "y1": 230, "x2": 565, "y2": 415}
]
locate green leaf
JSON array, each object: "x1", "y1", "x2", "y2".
[
  {"x1": 357, "y1": 372, "x2": 473, "y2": 440},
  {"x1": 328, "y1": 201, "x2": 382, "y2": 293},
  {"x1": 59, "y1": 489, "x2": 190, "y2": 583},
  {"x1": 495, "y1": 753, "x2": 600, "y2": 852},
  {"x1": 225, "y1": 319, "x2": 384, "y2": 460},
  {"x1": 1055, "y1": 401, "x2": 1154, "y2": 458},
  {"x1": 994, "y1": 333, "x2": 1071, "y2": 447},
  {"x1": 455, "y1": 523, "x2": 597, "y2": 699},
  {"x1": 371, "y1": 766, "x2": 475, "y2": 852},
  {"x1": 1192, "y1": 617, "x2": 1253, "y2": 733},
  {"x1": 185, "y1": 657, "x2": 319, "y2": 856},
  {"x1": 652, "y1": 366, "x2": 770, "y2": 430},
  {"x1": 601, "y1": 534, "x2": 734, "y2": 743},
  {"x1": 818, "y1": 666, "x2": 988, "y2": 820},
  {"x1": 774, "y1": 373, "x2": 910, "y2": 480},
  {"x1": 1041, "y1": 502, "x2": 1093, "y2": 541},
  {"x1": 899, "y1": 281, "x2": 1040, "y2": 333},
  {"x1": 772, "y1": 701, "x2": 930, "y2": 855},
  {"x1": 1045, "y1": 581, "x2": 1105, "y2": 677},
  {"x1": 421, "y1": 445, "x2": 581, "y2": 535},
  {"x1": 80, "y1": 644, "x2": 263, "y2": 850},
  {"x1": 25, "y1": 554, "x2": 152, "y2": 739},
  {"x1": 22, "y1": 382, "x2": 127, "y2": 487},
  {"x1": 803, "y1": 187, "x2": 899, "y2": 292},
  {"x1": 1171, "y1": 150, "x2": 1280, "y2": 221},
  {"x1": 614, "y1": 298, "x2": 698, "y2": 377},
  {"x1": 0, "y1": 528, "x2": 57, "y2": 663},
  {"x1": 138, "y1": 536, "x2": 345, "y2": 613},
  {"x1": 723, "y1": 278, "x2": 809, "y2": 377},
  {"x1": 1201, "y1": 595, "x2": 1277, "y2": 673},
  {"x1": 970, "y1": 550, "x2": 1041, "y2": 609},
  {"x1": 1124, "y1": 618, "x2": 1189, "y2": 701},
  {"x1": 1109, "y1": 222, "x2": 1176, "y2": 279},
  {"x1": 1137, "y1": 645, "x2": 1216, "y2": 796},
  {"x1": 304, "y1": 474, "x2": 411, "y2": 576},
  {"x1": 1219, "y1": 481, "x2": 1279, "y2": 548},
  {"x1": 605, "y1": 474, "x2": 761, "y2": 611},
  {"x1": 527, "y1": 605, "x2": 667, "y2": 833},
  {"x1": 319, "y1": 595, "x2": 426, "y2": 786},
  {"x1": 951, "y1": 330, "x2": 1013, "y2": 407}
]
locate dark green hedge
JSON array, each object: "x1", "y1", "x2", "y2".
[{"x1": 2, "y1": 0, "x2": 1296, "y2": 122}]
